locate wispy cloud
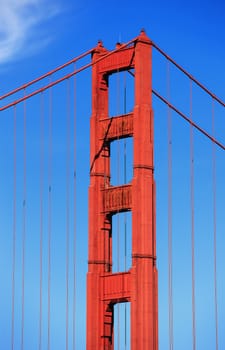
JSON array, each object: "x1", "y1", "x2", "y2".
[{"x1": 0, "y1": 0, "x2": 59, "y2": 64}]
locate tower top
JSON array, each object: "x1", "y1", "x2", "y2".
[{"x1": 138, "y1": 28, "x2": 152, "y2": 44}]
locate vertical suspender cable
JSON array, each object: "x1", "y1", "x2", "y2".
[
  {"x1": 48, "y1": 79, "x2": 53, "y2": 350},
  {"x1": 116, "y1": 68, "x2": 120, "y2": 350},
  {"x1": 39, "y1": 92, "x2": 44, "y2": 350},
  {"x1": 21, "y1": 90, "x2": 27, "y2": 350},
  {"x1": 123, "y1": 71, "x2": 127, "y2": 271},
  {"x1": 167, "y1": 61, "x2": 173, "y2": 350},
  {"x1": 123, "y1": 71, "x2": 127, "y2": 350},
  {"x1": 73, "y1": 64, "x2": 77, "y2": 350},
  {"x1": 190, "y1": 81, "x2": 196, "y2": 350},
  {"x1": 11, "y1": 106, "x2": 17, "y2": 350},
  {"x1": 212, "y1": 98, "x2": 219, "y2": 350},
  {"x1": 66, "y1": 79, "x2": 71, "y2": 350}
]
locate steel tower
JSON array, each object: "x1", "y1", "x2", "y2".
[{"x1": 87, "y1": 30, "x2": 158, "y2": 350}]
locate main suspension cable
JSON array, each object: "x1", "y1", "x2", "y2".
[
  {"x1": 0, "y1": 37, "x2": 137, "y2": 112},
  {"x1": 0, "y1": 48, "x2": 94, "y2": 101},
  {"x1": 152, "y1": 90, "x2": 225, "y2": 151},
  {"x1": 151, "y1": 42, "x2": 225, "y2": 108},
  {"x1": 127, "y1": 70, "x2": 225, "y2": 151}
]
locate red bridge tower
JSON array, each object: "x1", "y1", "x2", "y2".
[{"x1": 87, "y1": 30, "x2": 158, "y2": 349}]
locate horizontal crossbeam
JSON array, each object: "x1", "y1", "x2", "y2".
[
  {"x1": 100, "y1": 113, "x2": 133, "y2": 141},
  {"x1": 100, "y1": 272, "x2": 131, "y2": 303}
]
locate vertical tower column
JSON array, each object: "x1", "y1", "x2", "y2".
[
  {"x1": 87, "y1": 41, "x2": 112, "y2": 349},
  {"x1": 131, "y1": 32, "x2": 158, "y2": 350},
  {"x1": 86, "y1": 30, "x2": 158, "y2": 350}
]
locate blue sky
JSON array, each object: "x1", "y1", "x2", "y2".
[{"x1": 0, "y1": 0, "x2": 225, "y2": 349}]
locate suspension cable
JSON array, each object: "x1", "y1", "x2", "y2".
[
  {"x1": 11, "y1": 105, "x2": 17, "y2": 350},
  {"x1": 73, "y1": 64, "x2": 77, "y2": 350},
  {"x1": 123, "y1": 71, "x2": 127, "y2": 271},
  {"x1": 152, "y1": 90, "x2": 225, "y2": 151},
  {"x1": 66, "y1": 78, "x2": 71, "y2": 350},
  {"x1": 167, "y1": 61, "x2": 174, "y2": 350},
  {"x1": 190, "y1": 81, "x2": 196, "y2": 350},
  {"x1": 21, "y1": 89, "x2": 27, "y2": 350},
  {"x1": 123, "y1": 71, "x2": 127, "y2": 350},
  {"x1": 212, "y1": 98, "x2": 219, "y2": 350},
  {"x1": 47, "y1": 78, "x2": 53, "y2": 350},
  {"x1": 0, "y1": 37, "x2": 137, "y2": 112},
  {"x1": 0, "y1": 48, "x2": 94, "y2": 101},
  {"x1": 151, "y1": 42, "x2": 225, "y2": 108},
  {"x1": 127, "y1": 69, "x2": 225, "y2": 151},
  {"x1": 116, "y1": 66, "x2": 121, "y2": 350},
  {"x1": 39, "y1": 92, "x2": 44, "y2": 350}
]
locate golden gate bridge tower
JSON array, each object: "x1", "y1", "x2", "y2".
[
  {"x1": 86, "y1": 30, "x2": 158, "y2": 349},
  {"x1": 0, "y1": 25, "x2": 224, "y2": 350}
]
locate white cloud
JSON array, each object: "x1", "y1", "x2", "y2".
[{"x1": 0, "y1": 0, "x2": 59, "y2": 64}]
